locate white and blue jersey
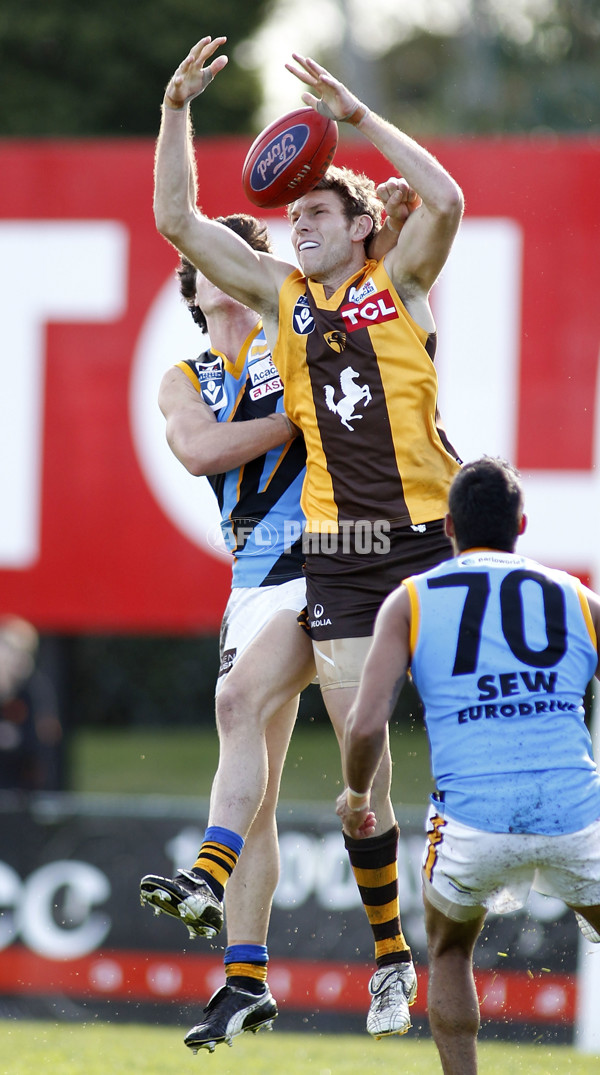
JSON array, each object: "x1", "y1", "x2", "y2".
[
  {"x1": 405, "y1": 550, "x2": 600, "y2": 835},
  {"x1": 177, "y1": 324, "x2": 306, "y2": 587}
]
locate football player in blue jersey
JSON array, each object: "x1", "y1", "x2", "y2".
[
  {"x1": 141, "y1": 214, "x2": 314, "y2": 1050},
  {"x1": 338, "y1": 456, "x2": 600, "y2": 1075},
  {"x1": 141, "y1": 195, "x2": 414, "y2": 1051}
]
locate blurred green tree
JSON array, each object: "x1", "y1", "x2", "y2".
[
  {"x1": 0, "y1": 0, "x2": 275, "y2": 136},
  {"x1": 324, "y1": 0, "x2": 600, "y2": 135}
]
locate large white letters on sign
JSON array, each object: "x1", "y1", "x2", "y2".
[
  {"x1": 434, "y1": 218, "x2": 523, "y2": 463},
  {"x1": 435, "y1": 220, "x2": 600, "y2": 589},
  {"x1": 0, "y1": 221, "x2": 128, "y2": 568}
]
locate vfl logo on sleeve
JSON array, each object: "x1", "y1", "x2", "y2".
[
  {"x1": 292, "y1": 294, "x2": 315, "y2": 335},
  {"x1": 194, "y1": 357, "x2": 227, "y2": 411},
  {"x1": 341, "y1": 289, "x2": 399, "y2": 333}
]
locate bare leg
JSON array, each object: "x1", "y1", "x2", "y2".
[
  {"x1": 424, "y1": 896, "x2": 485, "y2": 1075},
  {"x1": 225, "y1": 695, "x2": 299, "y2": 944},
  {"x1": 209, "y1": 613, "x2": 314, "y2": 838},
  {"x1": 319, "y1": 684, "x2": 396, "y2": 835}
]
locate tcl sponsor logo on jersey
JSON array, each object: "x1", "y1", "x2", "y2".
[{"x1": 340, "y1": 289, "x2": 399, "y2": 332}]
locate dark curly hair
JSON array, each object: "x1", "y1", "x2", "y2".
[
  {"x1": 176, "y1": 213, "x2": 273, "y2": 333},
  {"x1": 448, "y1": 457, "x2": 524, "y2": 553}
]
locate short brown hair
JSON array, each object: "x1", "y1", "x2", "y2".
[{"x1": 289, "y1": 165, "x2": 383, "y2": 247}]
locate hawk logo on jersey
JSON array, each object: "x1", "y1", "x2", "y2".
[
  {"x1": 324, "y1": 366, "x2": 372, "y2": 431},
  {"x1": 292, "y1": 294, "x2": 315, "y2": 335},
  {"x1": 194, "y1": 357, "x2": 227, "y2": 412},
  {"x1": 324, "y1": 330, "x2": 347, "y2": 353}
]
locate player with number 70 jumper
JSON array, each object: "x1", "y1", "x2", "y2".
[{"x1": 337, "y1": 456, "x2": 600, "y2": 1075}]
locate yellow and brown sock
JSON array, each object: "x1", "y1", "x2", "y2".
[
  {"x1": 344, "y1": 823, "x2": 412, "y2": 967},
  {"x1": 191, "y1": 825, "x2": 244, "y2": 900}
]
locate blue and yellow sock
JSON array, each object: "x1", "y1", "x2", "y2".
[
  {"x1": 191, "y1": 825, "x2": 244, "y2": 900},
  {"x1": 225, "y1": 943, "x2": 268, "y2": 995}
]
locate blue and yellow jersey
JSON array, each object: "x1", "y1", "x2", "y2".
[
  {"x1": 405, "y1": 550, "x2": 600, "y2": 834},
  {"x1": 177, "y1": 323, "x2": 306, "y2": 587}
]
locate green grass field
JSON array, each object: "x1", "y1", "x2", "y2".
[
  {"x1": 68, "y1": 717, "x2": 434, "y2": 805},
  {"x1": 1, "y1": 1021, "x2": 598, "y2": 1075}
]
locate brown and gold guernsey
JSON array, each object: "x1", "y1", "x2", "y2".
[{"x1": 273, "y1": 258, "x2": 461, "y2": 533}]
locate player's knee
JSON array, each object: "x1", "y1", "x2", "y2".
[{"x1": 216, "y1": 676, "x2": 259, "y2": 736}]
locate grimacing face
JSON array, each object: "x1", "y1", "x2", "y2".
[{"x1": 288, "y1": 189, "x2": 367, "y2": 283}]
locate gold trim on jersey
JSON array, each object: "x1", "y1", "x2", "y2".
[
  {"x1": 404, "y1": 578, "x2": 421, "y2": 660},
  {"x1": 577, "y1": 583, "x2": 598, "y2": 651}
]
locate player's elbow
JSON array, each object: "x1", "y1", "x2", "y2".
[
  {"x1": 436, "y1": 179, "x2": 464, "y2": 225},
  {"x1": 179, "y1": 454, "x2": 209, "y2": 478},
  {"x1": 154, "y1": 200, "x2": 189, "y2": 246},
  {"x1": 165, "y1": 427, "x2": 212, "y2": 478},
  {"x1": 176, "y1": 442, "x2": 220, "y2": 477}
]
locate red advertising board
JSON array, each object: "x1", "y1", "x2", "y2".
[
  {"x1": 1, "y1": 136, "x2": 600, "y2": 631},
  {"x1": 0, "y1": 799, "x2": 581, "y2": 1034}
]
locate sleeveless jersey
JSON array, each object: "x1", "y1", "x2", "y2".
[
  {"x1": 273, "y1": 259, "x2": 461, "y2": 532},
  {"x1": 405, "y1": 550, "x2": 600, "y2": 834},
  {"x1": 177, "y1": 323, "x2": 306, "y2": 587}
]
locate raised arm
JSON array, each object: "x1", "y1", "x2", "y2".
[
  {"x1": 154, "y1": 37, "x2": 291, "y2": 316},
  {"x1": 286, "y1": 54, "x2": 464, "y2": 322},
  {"x1": 159, "y1": 366, "x2": 297, "y2": 477},
  {"x1": 336, "y1": 585, "x2": 412, "y2": 838}
]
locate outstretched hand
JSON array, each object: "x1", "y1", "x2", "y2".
[
  {"x1": 165, "y1": 36, "x2": 229, "y2": 110},
  {"x1": 335, "y1": 789, "x2": 377, "y2": 840},
  {"x1": 285, "y1": 54, "x2": 366, "y2": 125}
]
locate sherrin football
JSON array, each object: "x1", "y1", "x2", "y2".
[{"x1": 242, "y1": 107, "x2": 338, "y2": 210}]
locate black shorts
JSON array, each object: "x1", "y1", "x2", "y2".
[{"x1": 303, "y1": 519, "x2": 453, "y2": 640}]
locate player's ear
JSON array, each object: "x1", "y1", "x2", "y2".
[
  {"x1": 444, "y1": 513, "x2": 454, "y2": 539},
  {"x1": 352, "y1": 214, "x2": 374, "y2": 242},
  {"x1": 518, "y1": 513, "x2": 527, "y2": 535}
]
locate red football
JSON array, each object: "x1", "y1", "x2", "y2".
[{"x1": 242, "y1": 107, "x2": 338, "y2": 210}]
